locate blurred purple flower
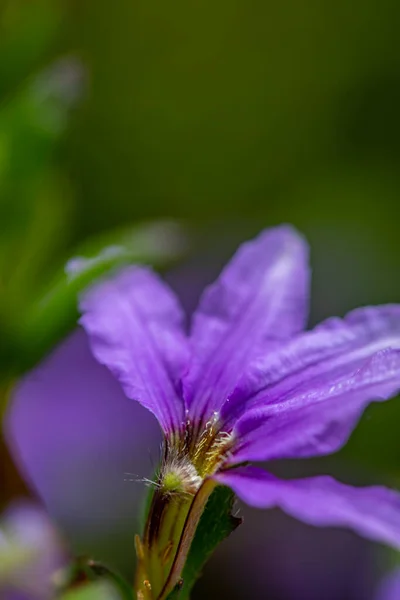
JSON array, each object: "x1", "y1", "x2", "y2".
[
  {"x1": 376, "y1": 569, "x2": 400, "y2": 600},
  {"x1": 0, "y1": 502, "x2": 65, "y2": 600},
  {"x1": 5, "y1": 329, "x2": 161, "y2": 569}
]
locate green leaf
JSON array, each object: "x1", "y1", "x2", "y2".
[
  {"x1": 0, "y1": 57, "x2": 79, "y2": 310},
  {"x1": 167, "y1": 485, "x2": 242, "y2": 600},
  {"x1": 60, "y1": 580, "x2": 124, "y2": 600},
  {"x1": 85, "y1": 560, "x2": 134, "y2": 600},
  {"x1": 60, "y1": 557, "x2": 134, "y2": 600},
  {"x1": 0, "y1": 55, "x2": 79, "y2": 347}
]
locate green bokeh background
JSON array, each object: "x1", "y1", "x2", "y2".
[{"x1": 1, "y1": 0, "x2": 400, "y2": 598}]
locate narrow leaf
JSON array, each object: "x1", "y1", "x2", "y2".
[{"x1": 167, "y1": 485, "x2": 242, "y2": 599}]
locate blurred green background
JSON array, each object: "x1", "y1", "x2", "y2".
[{"x1": 1, "y1": 0, "x2": 400, "y2": 598}]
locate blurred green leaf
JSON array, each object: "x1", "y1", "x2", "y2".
[
  {"x1": 0, "y1": 58, "x2": 82, "y2": 386},
  {"x1": 0, "y1": 544, "x2": 36, "y2": 582},
  {"x1": 0, "y1": 55, "x2": 82, "y2": 276},
  {"x1": 60, "y1": 580, "x2": 123, "y2": 600},
  {"x1": 0, "y1": 56, "x2": 83, "y2": 333},
  {"x1": 62, "y1": 557, "x2": 133, "y2": 600},
  {"x1": 1, "y1": 172, "x2": 73, "y2": 314},
  {"x1": 0, "y1": 0, "x2": 64, "y2": 99},
  {"x1": 0, "y1": 55, "x2": 83, "y2": 193},
  {"x1": 81, "y1": 560, "x2": 134, "y2": 600}
]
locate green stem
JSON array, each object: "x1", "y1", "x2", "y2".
[
  {"x1": 157, "y1": 478, "x2": 216, "y2": 600},
  {"x1": 135, "y1": 479, "x2": 217, "y2": 600}
]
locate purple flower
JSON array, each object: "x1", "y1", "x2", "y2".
[
  {"x1": 8, "y1": 225, "x2": 400, "y2": 598},
  {"x1": 0, "y1": 502, "x2": 65, "y2": 600},
  {"x1": 376, "y1": 569, "x2": 400, "y2": 600},
  {"x1": 76, "y1": 225, "x2": 400, "y2": 592}
]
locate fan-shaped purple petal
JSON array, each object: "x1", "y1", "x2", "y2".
[
  {"x1": 183, "y1": 225, "x2": 310, "y2": 424},
  {"x1": 80, "y1": 266, "x2": 189, "y2": 433},
  {"x1": 216, "y1": 466, "x2": 400, "y2": 550},
  {"x1": 230, "y1": 349, "x2": 400, "y2": 463},
  {"x1": 222, "y1": 305, "x2": 400, "y2": 425}
]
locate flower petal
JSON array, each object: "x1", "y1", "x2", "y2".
[
  {"x1": 216, "y1": 466, "x2": 400, "y2": 550},
  {"x1": 376, "y1": 570, "x2": 400, "y2": 600},
  {"x1": 184, "y1": 225, "x2": 310, "y2": 423},
  {"x1": 230, "y1": 349, "x2": 400, "y2": 463},
  {"x1": 222, "y1": 305, "x2": 400, "y2": 425},
  {"x1": 80, "y1": 266, "x2": 189, "y2": 432}
]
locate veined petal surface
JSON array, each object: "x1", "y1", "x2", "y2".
[
  {"x1": 184, "y1": 225, "x2": 310, "y2": 423},
  {"x1": 216, "y1": 466, "x2": 400, "y2": 550},
  {"x1": 230, "y1": 349, "x2": 400, "y2": 463},
  {"x1": 222, "y1": 305, "x2": 400, "y2": 424},
  {"x1": 80, "y1": 266, "x2": 189, "y2": 433}
]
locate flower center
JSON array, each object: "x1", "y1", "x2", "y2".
[
  {"x1": 135, "y1": 417, "x2": 233, "y2": 599},
  {"x1": 177, "y1": 412, "x2": 234, "y2": 478}
]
